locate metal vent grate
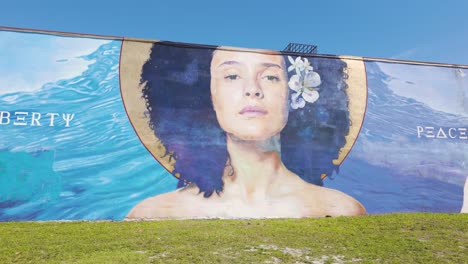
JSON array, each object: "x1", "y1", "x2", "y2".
[{"x1": 283, "y1": 43, "x2": 318, "y2": 55}]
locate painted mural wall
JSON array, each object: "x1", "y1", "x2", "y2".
[{"x1": 0, "y1": 29, "x2": 467, "y2": 221}]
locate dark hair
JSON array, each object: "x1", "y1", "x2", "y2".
[{"x1": 141, "y1": 42, "x2": 349, "y2": 197}]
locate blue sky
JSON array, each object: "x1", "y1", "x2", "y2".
[
  {"x1": 0, "y1": 31, "x2": 111, "y2": 94},
  {"x1": 1, "y1": 0, "x2": 467, "y2": 65}
]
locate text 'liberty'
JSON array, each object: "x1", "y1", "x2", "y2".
[{"x1": 0, "y1": 111, "x2": 75, "y2": 127}]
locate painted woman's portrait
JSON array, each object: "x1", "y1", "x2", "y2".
[{"x1": 122, "y1": 42, "x2": 367, "y2": 219}]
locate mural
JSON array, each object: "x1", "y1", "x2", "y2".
[{"x1": 0, "y1": 28, "x2": 467, "y2": 221}]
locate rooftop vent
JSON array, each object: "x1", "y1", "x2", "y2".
[{"x1": 283, "y1": 43, "x2": 318, "y2": 55}]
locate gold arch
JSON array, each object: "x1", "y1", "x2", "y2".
[
  {"x1": 333, "y1": 57, "x2": 367, "y2": 166},
  {"x1": 120, "y1": 40, "x2": 367, "y2": 179},
  {"x1": 120, "y1": 40, "x2": 177, "y2": 175}
]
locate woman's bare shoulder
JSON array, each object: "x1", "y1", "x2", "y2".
[
  {"x1": 300, "y1": 184, "x2": 367, "y2": 217},
  {"x1": 125, "y1": 184, "x2": 204, "y2": 220}
]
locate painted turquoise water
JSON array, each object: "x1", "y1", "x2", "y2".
[{"x1": 0, "y1": 40, "x2": 177, "y2": 220}]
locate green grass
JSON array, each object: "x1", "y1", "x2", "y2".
[{"x1": 0, "y1": 213, "x2": 466, "y2": 263}]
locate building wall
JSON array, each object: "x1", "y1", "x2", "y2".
[{"x1": 0, "y1": 29, "x2": 467, "y2": 220}]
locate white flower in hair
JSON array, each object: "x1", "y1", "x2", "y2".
[
  {"x1": 302, "y1": 57, "x2": 313, "y2": 72},
  {"x1": 288, "y1": 56, "x2": 305, "y2": 74},
  {"x1": 287, "y1": 56, "x2": 321, "y2": 109}
]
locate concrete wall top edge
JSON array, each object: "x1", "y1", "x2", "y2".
[{"x1": 1, "y1": 25, "x2": 467, "y2": 69}]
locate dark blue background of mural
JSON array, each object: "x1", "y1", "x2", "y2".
[{"x1": 326, "y1": 62, "x2": 466, "y2": 213}]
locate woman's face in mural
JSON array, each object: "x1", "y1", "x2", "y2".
[{"x1": 210, "y1": 49, "x2": 289, "y2": 141}]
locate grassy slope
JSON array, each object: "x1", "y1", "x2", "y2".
[{"x1": 0, "y1": 213, "x2": 466, "y2": 263}]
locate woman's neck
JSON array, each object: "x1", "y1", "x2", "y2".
[{"x1": 223, "y1": 134, "x2": 287, "y2": 201}]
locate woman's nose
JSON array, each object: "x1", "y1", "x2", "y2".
[{"x1": 243, "y1": 80, "x2": 264, "y2": 99}]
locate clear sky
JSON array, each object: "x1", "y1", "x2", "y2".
[{"x1": 1, "y1": 0, "x2": 467, "y2": 65}]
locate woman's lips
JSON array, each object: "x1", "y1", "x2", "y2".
[{"x1": 239, "y1": 106, "x2": 268, "y2": 117}]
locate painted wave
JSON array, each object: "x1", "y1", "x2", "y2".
[{"x1": 0, "y1": 40, "x2": 176, "y2": 221}]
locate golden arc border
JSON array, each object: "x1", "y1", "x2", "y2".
[{"x1": 120, "y1": 40, "x2": 368, "y2": 180}]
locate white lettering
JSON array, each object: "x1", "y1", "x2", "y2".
[
  {"x1": 0, "y1": 111, "x2": 76, "y2": 127},
  {"x1": 13, "y1": 112, "x2": 28, "y2": 126},
  {"x1": 459, "y1": 128, "x2": 467, "y2": 140},
  {"x1": 448, "y1": 128, "x2": 457, "y2": 139},
  {"x1": 46, "y1": 113, "x2": 59, "y2": 127},
  {"x1": 0, "y1": 111, "x2": 10, "y2": 125},
  {"x1": 425, "y1": 126, "x2": 435, "y2": 138},
  {"x1": 436, "y1": 127, "x2": 447, "y2": 139},
  {"x1": 416, "y1": 126, "x2": 424, "y2": 138},
  {"x1": 417, "y1": 126, "x2": 468, "y2": 140},
  {"x1": 31, "y1": 112, "x2": 41, "y2": 126},
  {"x1": 62, "y1": 114, "x2": 75, "y2": 127}
]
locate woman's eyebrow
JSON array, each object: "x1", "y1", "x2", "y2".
[
  {"x1": 217, "y1": 60, "x2": 240, "y2": 68},
  {"x1": 217, "y1": 61, "x2": 283, "y2": 69},
  {"x1": 261, "y1": 62, "x2": 283, "y2": 69}
]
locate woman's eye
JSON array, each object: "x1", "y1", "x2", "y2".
[
  {"x1": 263, "y1": 75, "x2": 280, "y2": 82},
  {"x1": 224, "y1": 74, "x2": 240, "y2": 80}
]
